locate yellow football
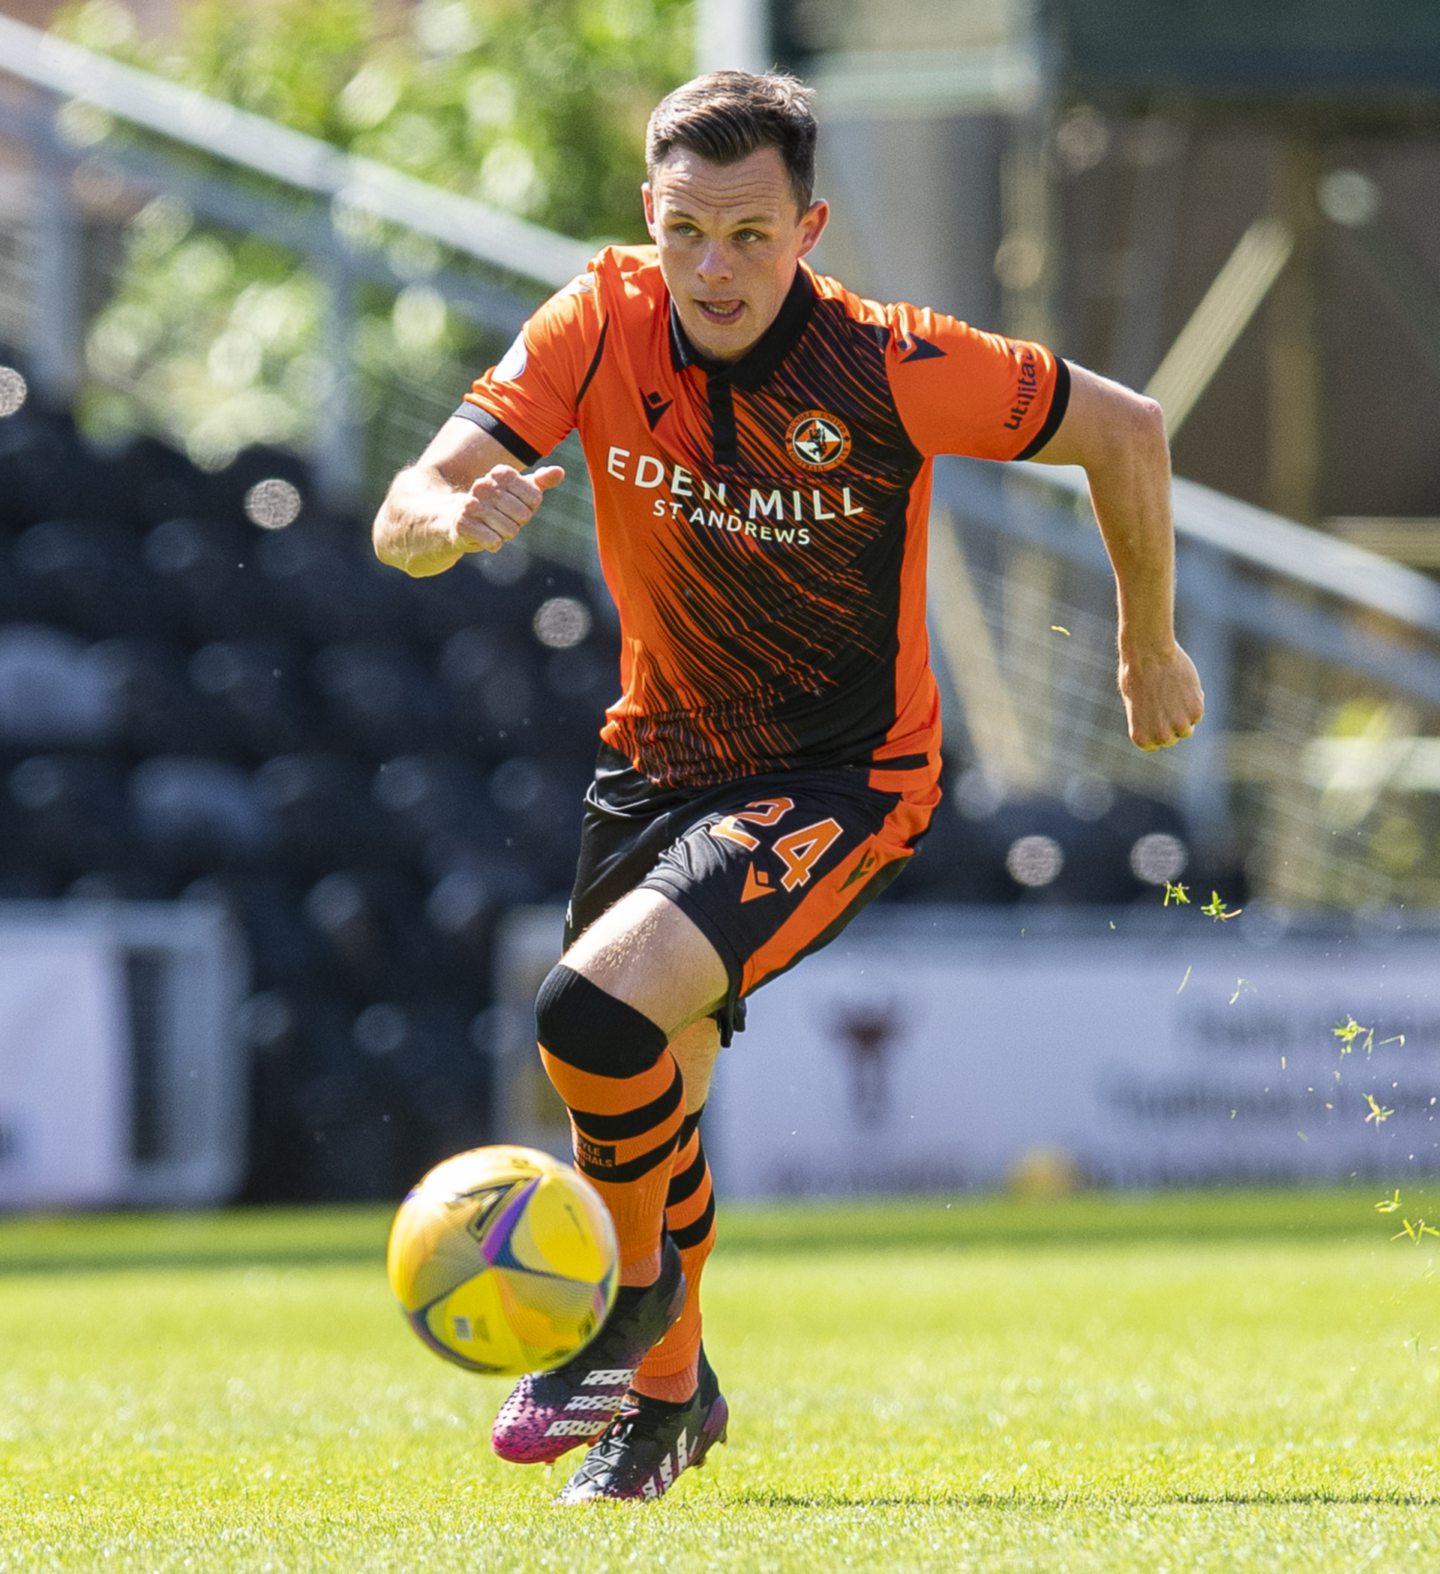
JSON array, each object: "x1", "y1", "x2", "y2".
[{"x1": 386, "y1": 1145, "x2": 618, "y2": 1377}]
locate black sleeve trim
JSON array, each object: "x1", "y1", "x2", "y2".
[
  {"x1": 1012, "y1": 355, "x2": 1072, "y2": 462},
  {"x1": 575, "y1": 318, "x2": 609, "y2": 408},
  {"x1": 451, "y1": 403, "x2": 543, "y2": 467}
]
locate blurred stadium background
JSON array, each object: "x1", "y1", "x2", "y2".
[{"x1": 0, "y1": 0, "x2": 1437, "y2": 1212}]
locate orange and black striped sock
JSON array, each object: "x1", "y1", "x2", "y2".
[
  {"x1": 535, "y1": 966, "x2": 684, "y2": 1283},
  {"x1": 632, "y1": 1107, "x2": 716, "y2": 1402}
]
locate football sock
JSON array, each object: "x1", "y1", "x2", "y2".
[
  {"x1": 535, "y1": 967, "x2": 684, "y2": 1285},
  {"x1": 632, "y1": 1107, "x2": 716, "y2": 1402}
]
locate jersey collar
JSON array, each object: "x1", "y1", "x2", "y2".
[{"x1": 668, "y1": 264, "x2": 817, "y2": 390}]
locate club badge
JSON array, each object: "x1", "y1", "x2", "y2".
[{"x1": 785, "y1": 410, "x2": 852, "y2": 472}]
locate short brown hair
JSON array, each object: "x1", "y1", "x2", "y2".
[{"x1": 645, "y1": 71, "x2": 818, "y2": 214}]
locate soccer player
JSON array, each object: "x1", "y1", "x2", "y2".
[{"x1": 373, "y1": 70, "x2": 1204, "y2": 1501}]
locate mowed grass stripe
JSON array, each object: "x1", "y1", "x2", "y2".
[
  {"x1": 1, "y1": 1194, "x2": 1438, "y2": 1572},
  {"x1": 1, "y1": 1184, "x2": 1430, "y2": 1273}
]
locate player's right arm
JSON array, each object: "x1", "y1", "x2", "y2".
[{"x1": 372, "y1": 418, "x2": 565, "y2": 578}]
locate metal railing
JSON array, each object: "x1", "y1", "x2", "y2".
[
  {"x1": 932, "y1": 459, "x2": 1440, "y2": 906},
  {"x1": 0, "y1": 14, "x2": 590, "y2": 517}
]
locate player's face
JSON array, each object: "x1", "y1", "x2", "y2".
[{"x1": 643, "y1": 146, "x2": 829, "y2": 363}]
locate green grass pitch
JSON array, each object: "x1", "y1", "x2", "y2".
[{"x1": 2, "y1": 1189, "x2": 1438, "y2": 1572}]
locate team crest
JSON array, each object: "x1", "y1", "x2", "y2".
[{"x1": 785, "y1": 410, "x2": 852, "y2": 472}]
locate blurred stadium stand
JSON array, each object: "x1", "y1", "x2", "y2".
[{"x1": 1, "y1": 11, "x2": 1438, "y2": 1203}]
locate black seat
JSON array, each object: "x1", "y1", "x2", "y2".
[
  {"x1": 13, "y1": 519, "x2": 155, "y2": 638},
  {"x1": 302, "y1": 866, "x2": 431, "y2": 994},
  {"x1": 0, "y1": 624, "x2": 119, "y2": 753},
  {"x1": 0, "y1": 410, "x2": 108, "y2": 529},
  {"x1": 254, "y1": 752, "x2": 379, "y2": 875},
  {"x1": 255, "y1": 529, "x2": 412, "y2": 644},
  {"x1": 8, "y1": 754, "x2": 133, "y2": 877},
  {"x1": 437, "y1": 630, "x2": 538, "y2": 758},
  {"x1": 312, "y1": 642, "x2": 454, "y2": 759},
  {"x1": 422, "y1": 864, "x2": 515, "y2": 986},
  {"x1": 370, "y1": 753, "x2": 489, "y2": 856},
  {"x1": 142, "y1": 517, "x2": 276, "y2": 641},
  {"x1": 131, "y1": 755, "x2": 279, "y2": 875},
  {"x1": 188, "y1": 639, "x2": 315, "y2": 759},
  {"x1": 184, "y1": 873, "x2": 322, "y2": 990},
  {"x1": 486, "y1": 755, "x2": 584, "y2": 892},
  {"x1": 85, "y1": 636, "x2": 226, "y2": 759}
]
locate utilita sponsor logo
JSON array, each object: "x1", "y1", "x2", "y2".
[
  {"x1": 1003, "y1": 347, "x2": 1039, "y2": 431},
  {"x1": 605, "y1": 446, "x2": 865, "y2": 548}
]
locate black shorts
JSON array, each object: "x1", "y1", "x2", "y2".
[{"x1": 564, "y1": 749, "x2": 939, "y2": 1043}]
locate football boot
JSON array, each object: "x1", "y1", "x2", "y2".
[
  {"x1": 555, "y1": 1348, "x2": 728, "y2": 1503},
  {"x1": 491, "y1": 1234, "x2": 685, "y2": 1465}
]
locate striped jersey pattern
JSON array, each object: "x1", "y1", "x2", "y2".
[{"x1": 457, "y1": 247, "x2": 1068, "y2": 794}]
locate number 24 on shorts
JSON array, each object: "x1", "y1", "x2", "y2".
[{"x1": 707, "y1": 797, "x2": 844, "y2": 892}]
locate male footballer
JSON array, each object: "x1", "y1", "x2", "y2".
[{"x1": 374, "y1": 69, "x2": 1204, "y2": 1502}]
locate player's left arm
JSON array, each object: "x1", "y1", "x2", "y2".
[{"x1": 1027, "y1": 365, "x2": 1204, "y2": 752}]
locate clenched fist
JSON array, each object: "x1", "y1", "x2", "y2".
[
  {"x1": 452, "y1": 463, "x2": 566, "y2": 553},
  {"x1": 1118, "y1": 642, "x2": 1204, "y2": 751}
]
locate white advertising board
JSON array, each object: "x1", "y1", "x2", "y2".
[
  {"x1": 705, "y1": 911, "x2": 1440, "y2": 1196},
  {"x1": 0, "y1": 930, "x2": 127, "y2": 1208},
  {"x1": 493, "y1": 906, "x2": 1440, "y2": 1198}
]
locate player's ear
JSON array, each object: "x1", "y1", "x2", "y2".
[
  {"x1": 797, "y1": 198, "x2": 829, "y2": 259},
  {"x1": 642, "y1": 182, "x2": 658, "y2": 239}
]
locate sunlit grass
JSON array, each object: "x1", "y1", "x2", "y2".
[{"x1": 2, "y1": 1191, "x2": 1438, "y2": 1572}]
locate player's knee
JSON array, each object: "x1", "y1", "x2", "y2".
[{"x1": 534, "y1": 963, "x2": 668, "y2": 1078}]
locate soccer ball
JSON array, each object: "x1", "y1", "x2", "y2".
[{"x1": 386, "y1": 1145, "x2": 619, "y2": 1377}]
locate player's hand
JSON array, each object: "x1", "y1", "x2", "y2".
[
  {"x1": 1118, "y1": 642, "x2": 1204, "y2": 751},
  {"x1": 452, "y1": 463, "x2": 565, "y2": 553}
]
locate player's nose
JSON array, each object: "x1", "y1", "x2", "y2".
[{"x1": 697, "y1": 241, "x2": 733, "y2": 282}]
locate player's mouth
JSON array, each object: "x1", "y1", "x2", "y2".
[{"x1": 696, "y1": 299, "x2": 744, "y2": 326}]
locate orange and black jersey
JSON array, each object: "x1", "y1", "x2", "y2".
[{"x1": 457, "y1": 246, "x2": 1068, "y2": 797}]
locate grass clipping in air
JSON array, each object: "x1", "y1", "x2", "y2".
[{"x1": 2, "y1": 1194, "x2": 1438, "y2": 1572}]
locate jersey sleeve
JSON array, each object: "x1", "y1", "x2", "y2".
[
  {"x1": 884, "y1": 303, "x2": 1071, "y2": 463},
  {"x1": 455, "y1": 267, "x2": 606, "y2": 465}
]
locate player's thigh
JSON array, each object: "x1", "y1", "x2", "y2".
[
  {"x1": 562, "y1": 887, "x2": 730, "y2": 1041},
  {"x1": 667, "y1": 1017, "x2": 721, "y2": 1112}
]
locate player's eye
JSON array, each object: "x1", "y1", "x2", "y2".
[{"x1": 735, "y1": 229, "x2": 765, "y2": 243}]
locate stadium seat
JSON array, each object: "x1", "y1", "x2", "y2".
[
  {"x1": 486, "y1": 755, "x2": 585, "y2": 891},
  {"x1": 0, "y1": 624, "x2": 119, "y2": 753},
  {"x1": 84, "y1": 636, "x2": 226, "y2": 759},
  {"x1": 13, "y1": 519, "x2": 156, "y2": 638},
  {"x1": 255, "y1": 527, "x2": 412, "y2": 645},
  {"x1": 131, "y1": 755, "x2": 279, "y2": 874},
  {"x1": 253, "y1": 752, "x2": 379, "y2": 875},
  {"x1": 302, "y1": 866, "x2": 432, "y2": 995},
  {"x1": 437, "y1": 633, "x2": 540, "y2": 758},
  {"x1": 370, "y1": 753, "x2": 491, "y2": 856},
  {"x1": 188, "y1": 639, "x2": 315, "y2": 760},
  {"x1": 8, "y1": 754, "x2": 133, "y2": 877},
  {"x1": 311, "y1": 641, "x2": 455, "y2": 759},
  {"x1": 101, "y1": 432, "x2": 210, "y2": 525},
  {"x1": 400, "y1": 551, "x2": 532, "y2": 649},
  {"x1": 0, "y1": 409, "x2": 109, "y2": 529},
  {"x1": 236, "y1": 986, "x2": 420, "y2": 1203},
  {"x1": 183, "y1": 873, "x2": 321, "y2": 990},
  {"x1": 422, "y1": 864, "x2": 513, "y2": 985},
  {"x1": 142, "y1": 516, "x2": 276, "y2": 641},
  {"x1": 66, "y1": 868, "x2": 175, "y2": 902},
  {"x1": 350, "y1": 996, "x2": 490, "y2": 1166}
]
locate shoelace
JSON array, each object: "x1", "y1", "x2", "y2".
[{"x1": 584, "y1": 1400, "x2": 672, "y2": 1467}]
